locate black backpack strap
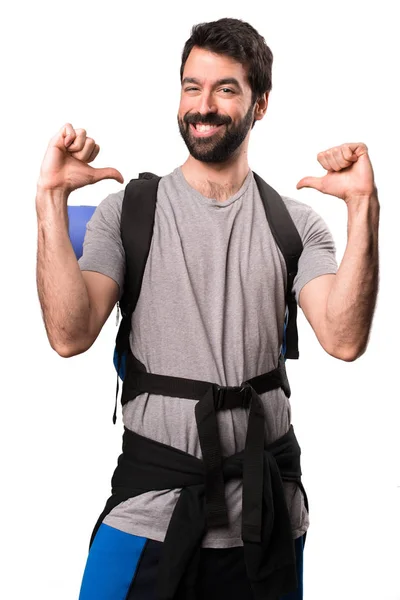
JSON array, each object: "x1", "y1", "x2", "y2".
[
  {"x1": 119, "y1": 172, "x2": 161, "y2": 316},
  {"x1": 253, "y1": 172, "x2": 303, "y2": 359},
  {"x1": 113, "y1": 172, "x2": 161, "y2": 423}
]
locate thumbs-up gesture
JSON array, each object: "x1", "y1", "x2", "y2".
[
  {"x1": 37, "y1": 123, "x2": 124, "y2": 194},
  {"x1": 296, "y1": 143, "x2": 376, "y2": 204}
]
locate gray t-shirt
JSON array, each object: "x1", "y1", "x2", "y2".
[{"x1": 79, "y1": 166, "x2": 337, "y2": 548}]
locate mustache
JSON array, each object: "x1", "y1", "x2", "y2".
[{"x1": 184, "y1": 114, "x2": 231, "y2": 127}]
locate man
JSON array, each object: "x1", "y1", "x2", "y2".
[{"x1": 36, "y1": 17, "x2": 379, "y2": 600}]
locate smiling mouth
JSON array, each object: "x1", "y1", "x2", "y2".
[{"x1": 189, "y1": 123, "x2": 225, "y2": 137}]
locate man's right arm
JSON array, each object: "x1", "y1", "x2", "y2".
[
  {"x1": 36, "y1": 188, "x2": 119, "y2": 357},
  {"x1": 35, "y1": 123, "x2": 124, "y2": 357}
]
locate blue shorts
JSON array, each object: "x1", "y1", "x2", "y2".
[{"x1": 79, "y1": 523, "x2": 304, "y2": 599}]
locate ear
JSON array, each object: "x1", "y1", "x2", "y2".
[{"x1": 254, "y1": 92, "x2": 269, "y2": 122}]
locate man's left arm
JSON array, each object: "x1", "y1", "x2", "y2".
[{"x1": 296, "y1": 142, "x2": 380, "y2": 362}]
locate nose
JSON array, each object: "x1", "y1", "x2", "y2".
[{"x1": 196, "y1": 90, "x2": 218, "y2": 116}]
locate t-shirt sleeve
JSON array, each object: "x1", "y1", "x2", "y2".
[
  {"x1": 292, "y1": 205, "x2": 338, "y2": 304},
  {"x1": 78, "y1": 190, "x2": 125, "y2": 298}
]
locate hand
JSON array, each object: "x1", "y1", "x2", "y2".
[
  {"x1": 296, "y1": 143, "x2": 377, "y2": 204},
  {"x1": 37, "y1": 123, "x2": 124, "y2": 195}
]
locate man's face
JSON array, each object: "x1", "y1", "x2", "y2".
[{"x1": 177, "y1": 47, "x2": 257, "y2": 163}]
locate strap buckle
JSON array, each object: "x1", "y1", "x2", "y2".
[{"x1": 214, "y1": 383, "x2": 251, "y2": 410}]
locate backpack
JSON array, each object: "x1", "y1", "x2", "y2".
[{"x1": 68, "y1": 170, "x2": 303, "y2": 423}]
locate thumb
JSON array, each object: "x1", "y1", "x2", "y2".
[
  {"x1": 91, "y1": 167, "x2": 124, "y2": 185},
  {"x1": 296, "y1": 176, "x2": 324, "y2": 191}
]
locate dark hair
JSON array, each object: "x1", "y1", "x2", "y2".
[{"x1": 180, "y1": 17, "x2": 273, "y2": 106}]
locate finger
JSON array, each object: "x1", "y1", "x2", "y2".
[
  {"x1": 325, "y1": 149, "x2": 342, "y2": 171},
  {"x1": 317, "y1": 152, "x2": 333, "y2": 172},
  {"x1": 50, "y1": 123, "x2": 75, "y2": 150},
  {"x1": 67, "y1": 128, "x2": 87, "y2": 153},
  {"x1": 341, "y1": 145, "x2": 358, "y2": 163},
  {"x1": 72, "y1": 137, "x2": 96, "y2": 162},
  {"x1": 296, "y1": 176, "x2": 324, "y2": 192},
  {"x1": 63, "y1": 123, "x2": 76, "y2": 148},
  {"x1": 87, "y1": 143, "x2": 100, "y2": 164},
  {"x1": 346, "y1": 142, "x2": 368, "y2": 157},
  {"x1": 90, "y1": 167, "x2": 124, "y2": 185},
  {"x1": 331, "y1": 146, "x2": 355, "y2": 170}
]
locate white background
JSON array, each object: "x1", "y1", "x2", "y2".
[{"x1": 1, "y1": 1, "x2": 399, "y2": 599}]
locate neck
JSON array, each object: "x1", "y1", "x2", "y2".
[{"x1": 180, "y1": 153, "x2": 250, "y2": 202}]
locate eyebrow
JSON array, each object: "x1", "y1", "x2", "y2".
[{"x1": 182, "y1": 77, "x2": 243, "y2": 91}]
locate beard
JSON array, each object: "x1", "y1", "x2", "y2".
[{"x1": 177, "y1": 102, "x2": 255, "y2": 163}]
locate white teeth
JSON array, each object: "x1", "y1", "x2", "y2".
[{"x1": 195, "y1": 123, "x2": 219, "y2": 132}]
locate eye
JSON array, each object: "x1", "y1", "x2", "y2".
[{"x1": 184, "y1": 87, "x2": 235, "y2": 94}]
